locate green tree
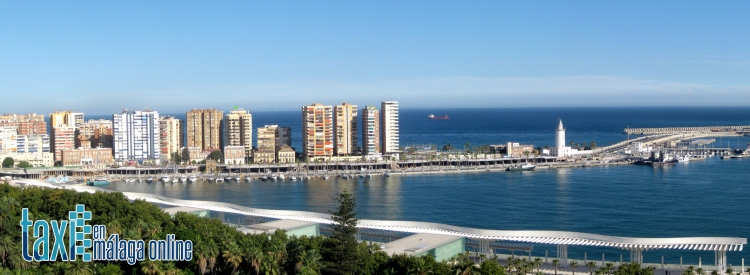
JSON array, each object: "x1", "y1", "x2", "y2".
[
  {"x1": 604, "y1": 263, "x2": 615, "y2": 275},
  {"x1": 322, "y1": 191, "x2": 360, "y2": 275},
  {"x1": 171, "y1": 151, "x2": 182, "y2": 164},
  {"x1": 570, "y1": 261, "x2": 579, "y2": 275},
  {"x1": 208, "y1": 151, "x2": 223, "y2": 163},
  {"x1": 1, "y1": 158, "x2": 13, "y2": 168},
  {"x1": 222, "y1": 242, "x2": 243, "y2": 275},
  {"x1": 181, "y1": 148, "x2": 190, "y2": 164},
  {"x1": 16, "y1": 161, "x2": 30, "y2": 169},
  {"x1": 533, "y1": 258, "x2": 543, "y2": 273},
  {"x1": 97, "y1": 263, "x2": 124, "y2": 275}
]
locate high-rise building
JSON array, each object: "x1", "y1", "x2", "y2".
[
  {"x1": 334, "y1": 103, "x2": 358, "y2": 156},
  {"x1": 51, "y1": 126, "x2": 75, "y2": 161},
  {"x1": 113, "y1": 110, "x2": 160, "y2": 162},
  {"x1": 362, "y1": 106, "x2": 380, "y2": 156},
  {"x1": 76, "y1": 119, "x2": 113, "y2": 149},
  {"x1": 186, "y1": 109, "x2": 223, "y2": 151},
  {"x1": 380, "y1": 101, "x2": 400, "y2": 154},
  {"x1": 257, "y1": 125, "x2": 278, "y2": 150},
  {"x1": 49, "y1": 111, "x2": 83, "y2": 128},
  {"x1": 223, "y1": 108, "x2": 253, "y2": 157},
  {"x1": 302, "y1": 103, "x2": 333, "y2": 158},
  {"x1": 276, "y1": 127, "x2": 292, "y2": 148},
  {"x1": 0, "y1": 127, "x2": 18, "y2": 154},
  {"x1": 159, "y1": 116, "x2": 182, "y2": 161},
  {"x1": 16, "y1": 134, "x2": 50, "y2": 153},
  {"x1": 0, "y1": 114, "x2": 47, "y2": 135}
]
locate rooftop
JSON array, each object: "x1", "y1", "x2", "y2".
[
  {"x1": 162, "y1": 206, "x2": 207, "y2": 216},
  {"x1": 380, "y1": 233, "x2": 463, "y2": 256}
]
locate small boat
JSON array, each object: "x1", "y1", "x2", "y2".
[
  {"x1": 384, "y1": 172, "x2": 391, "y2": 177},
  {"x1": 290, "y1": 176, "x2": 297, "y2": 181},
  {"x1": 342, "y1": 174, "x2": 349, "y2": 179},
  {"x1": 208, "y1": 177, "x2": 215, "y2": 182},
  {"x1": 323, "y1": 175, "x2": 330, "y2": 180},
  {"x1": 270, "y1": 174, "x2": 278, "y2": 181},
  {"x1": 506, "y1": 164, "x2": 536, "y2": 171},
  {"x1": 675, "y1": 156, "x2": 690, "y2": 162},
  {"x1": 88, "y1": 178, "x2": 111, "y2": 186},
  {"x1": 171, "y1": 178, "x2": 179, "y2": 184},
  {"x1": 180, "y1": 175, "x2": 188, "y2": 183},
  {"x1": 730, "y1": 155, "x2": 744, "y2": 159},
  {"x1": 188, "y1": 175, "x2": 197, "y2": 183},
  {"x1": 366, "y1": 174, "x2": 372, "y2": 178},
  {"x1": 225, "y1": 176, "x2": 233, "y2": 182},
  {"x1": 234, "y1": 176, "x2": 240, "y2": 182},
  {"x1": 215, "y1": 177, "x2": 224, "y2": 183},
  {"x1": 161, "y1": 176, "x2": 171, "y2": 182},
  {"x1": 279, "y1": 174, "x2": 286, "y2": 180},
  {"x1": 146, "y1": 178, "x2": 153, "y2": 183},
  {"x1": 245, "y1": 176, "x2": 252, "y2": 182},
  {"x1": 261, "y1": 176, "x2": 268, "y2": 181}
]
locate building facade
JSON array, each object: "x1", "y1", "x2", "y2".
[
  {"x1": 334, "y1": 103, "x2": 358, "y2": 156},
  {"x1": 0, "y1": 152, "x2": 53, "y2": 167},
  {"x1": 0, "y1": 114, "x2": 47, "y2": 135},
  {"x1": 49, "y1": 111, "x2": 83, "y2": 128},
  {"x1": 223, "y1": 146, "x2": 246, "y2": 165},
  {"x1": 186, "y1": 109, "x2": 223, "y2": 151},
  {"x1": 16, "y1": 134, "x2": 50, "y2": 153},
  {"x1": 159, "y1": 116, "x2": 182, "y2": 161},
  {"x1": 60, "y1": 148, "x2": 114, "y2": 168},
  {"x1": 257, "y1": 125, "x2": 277, "y2": 150},
  {"x1": 361, "y1": 106, "x2": 380, "y2": 156},
  {"x1": 113, "y1": 110, "x2": 160, "y2": 162},
  {"x1": 76, "y1": 119, "x2": 113, "y2": 149},
  {"x1": 0, "y1": 127, "x2": 18, "y2": 154},
  {"x1": 380, "y1": 101, "x2": 400, "y2": 155},
  {"x1": 302, "y1": 103, "x2": 333, "y2": 158},
  {"x1": 276, "y1": 145, "x2": 296, "y2": 163},
  {"x1": 223, "y1": 109, "x2": 253, "y2": 158},
  {"x1": 51, "y1": 126, "x2": 75, "y2": 161}
]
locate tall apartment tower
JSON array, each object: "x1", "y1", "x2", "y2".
[
  {"x1": 186, "y1": 109, "x2": 223, "y2": 151},
  {"x1": 302, "y1": 103, "x2": 333, "y2": 158},
  {"x1": 334, "y1": 103, "x2": 358, "y2": 156},
  {"x1": 50, "y1": 111, "x2": 83, "y2": 128},
  {"x1": 76, "y1": 119, "x2": 113, "y2": 149},
  {"x1": 257, "y1": 125, "x2": 292, "y2": 149},
  {"x1": 362, "y1": 106, "x2": 380, "y2": 155},
  {"x1": 380, "y1": 101, "x2": 400, "y2": 154},
  {"x1": 223, "y1": 108, "x2": 253, "y2": 157},
  {"x1": 51, "y1": 126, "x2": 75, "y2": 161},
  {"x1": 159, "y1": 116, "x2": 182, "y2": 161},
  {"x1": 113, "y1": 110, "x2": 160, "y2": 162}
]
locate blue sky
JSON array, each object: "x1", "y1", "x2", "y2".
[{"x1": 1, "y1": 1, "x2": 749, "y2": 115}]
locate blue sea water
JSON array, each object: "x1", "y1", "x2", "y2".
[{"x1": 99, "y1": 107, "x2": 750, "y2": 265}]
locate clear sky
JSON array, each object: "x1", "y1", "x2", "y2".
[{"x1": 1, "y1": 1, "x2": 749, "y2": 115}]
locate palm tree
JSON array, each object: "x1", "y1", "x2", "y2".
[
  {"x1": 587, "y1": 261, "x2": 597, "y2": 275},
  {"x1": 298, "y1": 249, "x2": 322, "y2": 275},
  {"x1": 726, "y1": 268, "x2": 734, "y2": 275},
  {"x1": 710, "y1": 271, "x2": 718, "y2": 275},
  {"x1": 684, "y1": 266, "x2": 696, "y2": 275},
  {"x1": 245, "y1": 245, "x2": 263, "y2": 275},
  {"x1": 66, "y1": 258, "x2": 93, "y2": 275},
  {"x1": 408, "y1": 256, "x2": 433, "y2": 275},
  {"x1": 552, "y1": 259, "x2": 560, "y2": 275},
  {"x1": 570, "y1": 261, "x2": 579, "y2": 275},
  {"x1": 603, "y1": 263, "x2": 615, "y2": 275},
  {"x1": 533, "y1": 258, "x2": 543, "y2": 273},
  {"x1": 0, "y1": 235, "x2": 16, "y2": 267},
  {"x1": 222, "y1": 242, "x2": 243, "y2": 275},
  {"x1": 140, "y1": 260, "x2": 161, "y2": 275},
  {"x1": 696, "y1": 267, "x2": 706, "y2": 275}
]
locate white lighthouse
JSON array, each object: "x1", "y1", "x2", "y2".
[{"x1": 551, "y1": 119, "x2": 575, "y2": 157}]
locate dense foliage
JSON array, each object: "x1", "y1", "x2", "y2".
[
  {"x1": 0, "y1": 182, "x2": 663, "y2": 275},
  {"x1": 1, "y1": 157, "x2": 13, "y2": 168}
]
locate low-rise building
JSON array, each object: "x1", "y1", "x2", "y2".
[
  {"x1": 223, "y1": 146, "x2": 246, "y2": 165},
  {"x1": 254, "y1": 148, "x2": 276, "y2": 164},
  {"x1": 0, "y1": 152, "x2": 54, "y2": 167},
  {"x1": 60, "y1": 148, "x2": 114, "y2": 168},
  {"x1": 276, "y1": 145, "x2": 296, "y2": 163},
  {"x1": 183, "y1": 147, "x2": 209, "y2": 163},
  {"x1": 16, "y1": 134, "x2": 50, "y2": 153}
]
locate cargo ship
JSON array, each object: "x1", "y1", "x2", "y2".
[{"x1": 428, "y1": 114, "x2": 449, "y2": 120}]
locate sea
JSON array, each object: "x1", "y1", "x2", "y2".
[{"x1": 96, "y1": 107, "x2": 750, "y2": 266}]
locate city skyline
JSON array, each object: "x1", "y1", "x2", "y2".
[{"x1": 2, "y1": 2, "x2": 750, "y2": 114}]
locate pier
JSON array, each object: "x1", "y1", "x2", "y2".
[{"x1": 624, "y1": 126, "x2": 750, "y2": 135}]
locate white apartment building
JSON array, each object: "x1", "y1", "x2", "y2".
[
  {"x1": 380, "y1": 101, "x2": 400, "y2": 155},
  {"x1": 361, "y1": 106, "x2": 380, "y2": 156},
  {"x1": 16, "y1": 134, "x2": 50, "y2": 153},
  {"x1": 0, "y1": 127, "x2": 18, "y2": 154},
  {"x1": 113, "y1": 110, "x2": 161, "y2": 162}
]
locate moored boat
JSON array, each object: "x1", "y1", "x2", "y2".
[
  {"x1": 506, "y1": 164, "x2": 536, "y2": 171},
  {"x1": 88, "y1": 178, "x2": 111, "y2": 186}
]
